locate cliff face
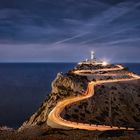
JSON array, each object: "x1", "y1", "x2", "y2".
[
  {"x1": 20, "y1": 63, "x2": 140, "y2": 130},
  {"x1": 20, "y1": 72, "x2": 88, "y2": 129},
  {"x1": 61, "y1": 79, "x2": 140, "y2": 128}
]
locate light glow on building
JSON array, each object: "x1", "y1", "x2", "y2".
[{"x1": 102, "y1": 61, "x2": 108, "y2": 66}]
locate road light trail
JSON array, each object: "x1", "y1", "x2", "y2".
[{"x1": 47, "y1": 64, "x2": 140, "y2": 131}]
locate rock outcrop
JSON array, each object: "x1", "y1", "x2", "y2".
[
  {"x1": 20, "y1": 63, "x2": 140, "y2": 130},
  {"x1": 20, "y1": 72, "x2": 88, "y2": 129}
]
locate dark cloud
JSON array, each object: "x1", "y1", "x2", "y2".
[{"x1": 0, "y1": 0, "x2": 140, "y2": 62}]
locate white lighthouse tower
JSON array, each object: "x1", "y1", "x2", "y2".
[
  {"x1": 78, "y1": 50, "x2": 106, "y2": 65},
  {"x1": 91, "y1": 50, "x2": 96, "y2": 61},
  {"x1": 91, "y1": 51, "x2": 94, "y2": 60}
]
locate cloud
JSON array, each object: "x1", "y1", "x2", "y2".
[
  {"x1": 0, "y1": 42, "x2": 139, "y2": 62},
  {"x1": 53, "y1": 32, "x2": 89, "y2": 45},
  {"x1": 51, "y1": 1, "x2": 140, "y2": 45},
  {"x1": 0, "y1": 0, "x2": 140, "y2": 62}
]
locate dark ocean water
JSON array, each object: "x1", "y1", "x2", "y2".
[{"x1": 0, "y1": 63, "x2": 139, "y2": 128}]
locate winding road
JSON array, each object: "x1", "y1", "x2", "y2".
[{"x1": 47, "y1": 64, "x2": 140, "y2": 131}]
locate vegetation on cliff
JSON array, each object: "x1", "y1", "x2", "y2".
[{"x1": 20, "y1": 72, "x2": 88, "y2": 129}]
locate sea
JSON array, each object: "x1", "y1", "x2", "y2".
[{"x1": 0, "y1": 63, "x2": 140, "y2": 128}]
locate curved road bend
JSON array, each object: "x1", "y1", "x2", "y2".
[
  {"x1": 73, "y1": 64, "x2": 123, "y2": 75},
  {"x1": 47, "y1": 65, "x2": 140, "y2": 131}
]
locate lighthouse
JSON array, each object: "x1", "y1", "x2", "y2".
[
  {"x1": 78, "y1": 50, "x2": 105, "y2": 65},
  {"x1": 91, "y1": 51, "x2": 96, "y2": 61}
]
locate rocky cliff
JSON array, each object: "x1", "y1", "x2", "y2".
[
  {"x1": 20, "y1": 72, "x2": 88, "y2": 129},
  {"x1": 20, "y1": 63, "x2": 140, "y2": 130}
]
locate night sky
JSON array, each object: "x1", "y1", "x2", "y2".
[{"x1": 0, "y1": 0, "x2": 140, "y2": 62}]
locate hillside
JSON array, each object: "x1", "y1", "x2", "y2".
[
  {"x1": 20, "y1": 72, "x2": 88, "y2": 129},
  {"x1": 62, "y1": 79, "x2": 140, "y2": 128},
  {"x1": 20, "y1": 63, "x2": 140, "y2": 130}
]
